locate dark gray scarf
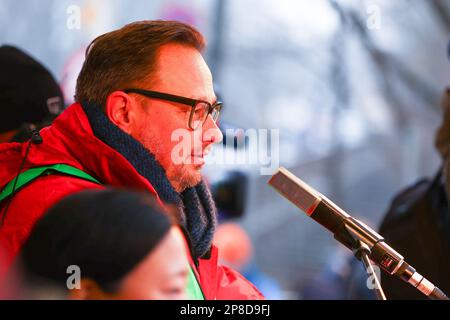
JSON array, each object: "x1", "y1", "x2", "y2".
[{"x1": 81, "y1": 101, "x2": 217, "y2": 259}]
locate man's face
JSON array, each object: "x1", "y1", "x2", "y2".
[{"x1": 129, "y1": 43, "x2": 223, "y2": 192}]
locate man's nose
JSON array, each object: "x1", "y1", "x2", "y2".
[{"x1": 202, "y1": 115, "x2": 223, "y2": 145}]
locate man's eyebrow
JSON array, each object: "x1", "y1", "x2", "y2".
[{"x1": 190, "y1": 95, "x2": 218, "y2": 104}]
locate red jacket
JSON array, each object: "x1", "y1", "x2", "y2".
[{"x1": 0, "y1": 103, "x2": 264, "y2": 300}]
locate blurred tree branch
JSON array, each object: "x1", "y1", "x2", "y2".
[
  {"x1": 329, "y1": 0, "x2": 440, "y2": 115},
  {"x1": 428, "y1": 0, "x2": 450, "y2": 32}
]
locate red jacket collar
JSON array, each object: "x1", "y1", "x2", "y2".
[{"x1": 0, "y1": 103, "x2": 160, "y2": 203}]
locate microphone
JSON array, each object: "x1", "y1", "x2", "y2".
[{"x1": 268, "y1": 167, "x2": 449, "y2": 300}]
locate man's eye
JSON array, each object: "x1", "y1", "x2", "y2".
[
  {"x1": 196, "y1": 105, "x2": 206, "y2": 112},
  {"x1": 194, "y1": 103, "x2": 209, "y2": 115}
]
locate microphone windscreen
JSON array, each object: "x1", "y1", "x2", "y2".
[{"x1": 268, "y1": 167, "x2": 321, "y2": 215}]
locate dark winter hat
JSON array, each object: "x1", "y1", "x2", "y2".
[{"x1": 0, "y1": 45, "x2": 64, "y2": 134}]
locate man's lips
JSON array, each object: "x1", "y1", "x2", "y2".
[
  {"x1": 190, "y1": 154, "x2": 205, "y2": 166},
  {"x1": 189, "y1": 146, "x2": 212, "y2": 165},
  {"x1": 192, "y1": 146, "x2": 212, "y2": 158}
]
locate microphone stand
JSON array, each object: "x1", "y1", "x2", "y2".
[
  {"x1": 268, "y1": 167, "x2": 449, "y2": 300},
  {"x1": 343, "y1": 224, "x2": 387, "y2": 300},
  {"x1": 353, "y1": 240, "x2": 387, "y2": 300}
]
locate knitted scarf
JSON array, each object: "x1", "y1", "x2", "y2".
[{"x1": 81, "y1": 101, "x2": 217, "y2": 259}]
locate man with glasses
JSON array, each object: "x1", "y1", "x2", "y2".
[{"x1": 0, "y1": 21, "x2": 263, "y2": 300}]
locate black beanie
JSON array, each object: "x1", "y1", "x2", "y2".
[{"x1": 0, "y1": 45, "x2": 64, "y2": 134}]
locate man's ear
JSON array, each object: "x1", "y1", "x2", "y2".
[
  {"x1": 67, "y1": 278, "x2": 109, "y2": 300},
  {"x1": 105, "y1": 91, "x2": 135, "y2": 134}
]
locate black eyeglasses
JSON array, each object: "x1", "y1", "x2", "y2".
[{"x1": 123, "y1": 88, "x2": 222, "y2": 130}]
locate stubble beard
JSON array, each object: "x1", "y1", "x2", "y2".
[
  {"x1": 167, "y1": 163, "x2": 203, "y2": 193},
  {"x1": 139, "y1": 133, "x2": 202, "y2": 193}
]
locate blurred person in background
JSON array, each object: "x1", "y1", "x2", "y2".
[
  {"x1": 214, "y1": 222, "x2": 284, "y2": 300},
  {"x1": 300, "y1": 89, "x2": 450, "y2": 300},
  {"x1": 344, "y1": 88, "x2": 450, "y2": 300},
  {"x1": 344, "y1": 47, "x2": 450, "y2": 300},
  {"x1": 0, "y1": 21, "x2": 263, "y2": 300},
  {"x1": 301, "y1": 89, "x2": 450, "y2": 299},
  {"x1": 211, "y1": 170, "x2": 283, "y2": 299},
  {"x1": 211, "y1": 170, "x2": 249, "y2": 222},
  {"x1": 16, "y1": 189, "x2": 191, "y2": 300},
  {"x1": 300, "y1": 43, "x2": 450, "y2": 301},
  {"x1": 370, "y1": 86, "x2": 450, "y2": 300},
  {"x1": 0, "y1": 45, "x2": 64, "y2": 143}
]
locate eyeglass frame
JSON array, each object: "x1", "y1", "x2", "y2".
[{"x1": 123, "y1": 88, "x2": 223, "y2": 130}]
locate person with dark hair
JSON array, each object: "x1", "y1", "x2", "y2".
[
  {"x1": 345, "y1": 46, "x2": 450, "y2": 300},
  {"x1": 0, "y1": 21, "x2": 263, "y2": 299},
  {"x1": 17, "y1": 189, "x2": 190, "y2": 300},
  {"x1": 0, "y1": 45, "x2": 64, "y2": 142},
  {"x1": 372, "y1": 88, "x2": 450, "y2": 299}
]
